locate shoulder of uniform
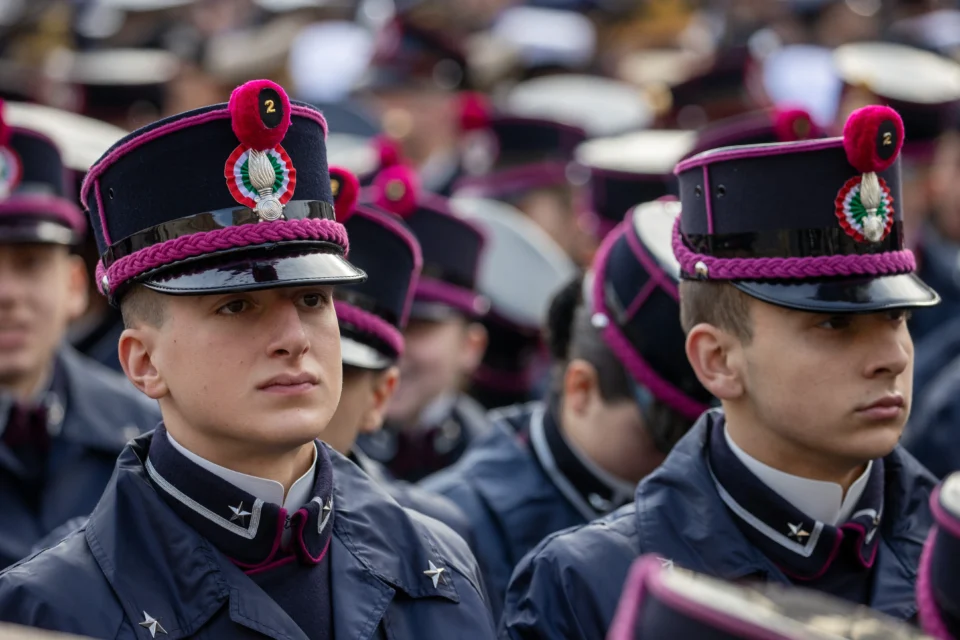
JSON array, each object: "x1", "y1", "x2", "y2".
[
  {"x1": 404, "y1": 508, "x2": 485, "y2": 597},
  {"x1": 524, "y1": 503, "x2": 639, "y2": 572},
  {"x1": 0, "y1": 532, "x2": 123, "y2": 636}
]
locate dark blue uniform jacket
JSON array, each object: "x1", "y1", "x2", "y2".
[
  {"x1": 0, "y1": 431, "x2": 498, "y2": 639},
  {"x1": 500, "y1": 410, "x2": 936, "y2": 639},
  {"x1": 0, "y1": 346, "x2": 159, "y2": 568},
  {"x1": 421, "y1": 403, "x2": 628, "y2": 620}
]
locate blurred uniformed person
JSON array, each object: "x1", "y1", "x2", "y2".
[
  {"x1": 356, "y1": 162, "x2": 491, "y2": 482},
  {"x1": 422, "y1": 199, "x2": 712, "y2": 618},
  {"x1": 321, "y1": 166, "x2": 475, "y2": 546},
  {"x1": 918, "y1": 471, "x2": 960, "y2": 638},
  {"x1": 0, "y1": 80, "x2": 497, "y2": 638},
  {"x1": 501, "y1": 106, "x2": 939, "y2": 638},
  {"x1": 0, "y1": 101, "x2": 159, "y2": 569}
]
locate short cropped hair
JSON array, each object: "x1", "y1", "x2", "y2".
[
  {"x1": 120, "y1": 285, "x2": 167, "y2": 329},
  {"x1": 678, "y1": 280, "x2": 753, "y2": 342}
]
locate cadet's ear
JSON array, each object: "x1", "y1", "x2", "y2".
[
  {"x1": 65, "y1": 255, "x2": 89, "y2": 321},
  {"x1": 458, "y1": 322, "x2": 488, "y2": 375},
  {"x1": 563, "y1": 359, "x2": 601, "y2": 417},
  {"x1": 358, "y1": 366, "x2": 400, "y2": 434},
  {"x1": 119, "y1": 327, "x2": 168, "y2": 400},
  {"x1": 685, "y1": 323, "x2": 745, "y2": 401}
]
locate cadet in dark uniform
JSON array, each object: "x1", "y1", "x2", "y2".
[
  {"x1": 501, "y1": 105, "x2": 940, "y2": 638},
  {"x1": 422, "y1": 198, "x2": 712, "y2": 618},
  {"x1": 356, "y1": 163, "x2": 492, "y2": 483},
  {"x1": 321, "y1": 167, "x2": 475, "y2": 546},
  {"x1": 610, "y1": 555, "x2": 931, "y2": 640},
  {"x1": 0, "y1": 102, "x2": 159, "y2": 569},
  {"x1": 0, "y1": 80, "x2": 497, "y2": 639},
  {"x1": 918, "y1": 471, "x2": 960, "y2": 638}
]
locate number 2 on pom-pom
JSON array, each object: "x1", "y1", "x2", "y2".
[
  {"x1": 265, "y1": 100, "x2": 276, "y2": 114},
  {"x1": 882, "y1": 132, "x2": 892, "y2": 146}
]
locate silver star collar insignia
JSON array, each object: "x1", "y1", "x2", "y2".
[
  {"x1": 787, "y1": 522, "x2": 810, "y2": 541},
  {"x1": 139, "y1": 611, "x2": 167, "y2": 637},
  {"x1": 424, "y1": 560, "x2": 446, "y2": 589},
  {"x1": 229, "y1": 501, "x2": 252, "y2": 525}
]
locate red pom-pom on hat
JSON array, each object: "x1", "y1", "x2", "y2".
[
  {"x1": 374, "y1": 135, "x2": 403, "y2": 169},
  {"x1": 843, "y1": 105, "x2": 904, "y2": 174},
  {"x1": 228, "y1": 79, "x2": 292, "y2": 151},
  {"x1": 329, "y1": 166, "x2": 360, "y2": 223},
  {"x1": 773, "y1": 107, "x2": 818, "y2": 142},
  {"x1": 459, "y1": 92, "x2": 491, "y2": 132},
  {"x1": 373, "y1": 164, "x2": 419, "y2": 219},
  {"x1": 0, "y1": 99, "x2": 9, "y2": 147}
]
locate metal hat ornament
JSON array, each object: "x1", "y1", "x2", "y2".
[
  {"x1": 836, "y1": 105, "x2": 904, "y2": 244},
  {"x1": 224, "y1": 80, "x2": 297, "y2": 222},
  {"x1": 372, "y1": 163, "x2": 420, "y2": 219},
  {"x1": 0, "y1": 101, "x2": 22, "y2": 200}
]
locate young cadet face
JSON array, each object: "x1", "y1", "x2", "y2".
[
  {"x1": 0, "y1": 244, "x2": 87, "y2": 397},
  {"x1": 127, "y1": 285, "x2": 342, "y2": 454},
  {"x1": 717, "y1": 300, "x2": 913, "y2": 471},
  {"x1": 324, "y1": 364, "x2": 399, "y2": 455},
  {"x1": 386, "y1": 316, "x2": 486, "y2": 427}
]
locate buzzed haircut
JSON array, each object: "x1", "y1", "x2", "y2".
[
  {"x1": 120, "y1": 285, "x2": 167, "y2": 329},
  {"x1": 679, "y1": 280, "x2": 753, "y2": 342}
]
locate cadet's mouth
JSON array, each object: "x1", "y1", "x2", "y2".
[{"x1": 257, "y1": 371, "x2": 319, "y2": 394}]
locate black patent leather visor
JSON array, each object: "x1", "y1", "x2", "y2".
[
  {"x1": 142, "y1": 246, "x2": 367, "y2": 296},
  {"x1": 732, "y1": 272, "x2": 940, "y2": 313}
]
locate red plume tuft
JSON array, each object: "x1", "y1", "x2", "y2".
[
  {"x1": 373, "y1": 164, "x2": 419, "y2": 219},
  {"x1": 374, "y1": 134, "x2": 403, "y2": 169},
  {"x1": 773, "y1": 107, "x2": 818, "y2": 142},
  {"x1": 0, "y1": 99, "x2": 9, "y2": 147},
  {"x1": 228, "y1": 79, "x2": 292, "y2": 150},
  {"x1": 843, "y1": 105, "x2": 904, "y2": 174},
  {"x1": 329, "y1": 166, "x2": 360, "y2": 224},
  {"x1": 458, "y1": 92, "x2": 491, "y2": 132}
]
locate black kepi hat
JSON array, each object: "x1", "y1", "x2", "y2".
[
  {"x1": 673, "y1": 105, "x2": 939, "y2": 313},
  {"x1": 0, "y1": 100, "x2": 85, "y2": 246},
  {"x1": 329, "y1": 167, "x2": 422, "y2": 370},
  {"x1": 82, "y1": 79, "x2": 366, "y2": 305}
]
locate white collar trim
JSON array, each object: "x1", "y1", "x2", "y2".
[
  {"x1": 724, "y1": 426, "x2": 872, "y2": 526},
  {"x1": 166, "y1": 431, "x2": 318, "y2": 512}
]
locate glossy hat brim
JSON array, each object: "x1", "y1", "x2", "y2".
[
  {"x1": 142, "y1": 247, "x2": 367, "y2": 296},
  {"x1": 0, "y1": 220, "x2": 80, "y2": 246},
  {"x1": 340, "y1": 335, "x2": 393, "y2": 371},
  {"x1": 731, "y1": 272, "x2": 940, "y2": 313}
]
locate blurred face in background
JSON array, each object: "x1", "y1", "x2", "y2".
[
  {"x1": 367, "y1": 88, "x2": 458, "y2": 167},
  {"x1": 930, "y1": 131, "x2": 960, "y2": 243}
]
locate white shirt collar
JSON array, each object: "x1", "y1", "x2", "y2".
[
  {"x1": 724, "y1": 426, "x2": 872, "y2": 526},
  {"x1": 166, "y1": 431, "x2": 318, "y2": 512}
]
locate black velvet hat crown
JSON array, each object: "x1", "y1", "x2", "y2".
[
  {"x1": 0, "y1": 100, "x2": 85, "y2": 246},
  {"x1": 82, "y1": 79, "x2": 365, "y2": 305},
  {"x1": 673, "y1": 105, "x2": 938, "y2": 313},
  {"x1": 368, "y1": 163, "x2": 488, "y2": 320},
  {"x1": 610, "y1": 556, "x2": 929, "y2": 640},
  {"x1": 329, "y1": 167, "x2": 422, "y2": 370}
]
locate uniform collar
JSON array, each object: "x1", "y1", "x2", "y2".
[
  {"x1": 166, "y1": 429, "x2": 317, "y2": 512},
  {"x1": 0, "y1": 359, "x2": 63, "y2": 441},
  {"x1": 530, "y1": 399, "x2": 635, "y2": 520},
  {"x1": 709, "y1": 419, "x2": 884, "y2": 580},
  {"x1": 724, "y1": 427, "x2": 872, "y2": 526},
  {"x1": 84, "y1": 432, "x2": 463, "y2": 639},
  {"x1": 147, "y1": 426, "x2": 334, "y2": 569}
]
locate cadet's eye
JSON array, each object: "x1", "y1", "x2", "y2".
[
  {"x1": 888, "y1": 310, "x2": 912, "y2": 324},
  {"x1": 217, "y1": 299, "x2": 248, "y2": 315},
  {"x1": 818, "y1": 315, "x2": 852, "y2": 330},
  {"x1": 300, "y1": 292, "x2": 328, "y2": 308}
]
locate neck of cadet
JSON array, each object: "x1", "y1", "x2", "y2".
[
  {"x1": 724, "y1": 411, "x2": 868, "y2": 499},
  {"x1": 162, "y1": 417, "x2": 318, "y2": 500}
]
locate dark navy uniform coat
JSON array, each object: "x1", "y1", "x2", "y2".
[
  {"x1": 0, "y1": 432, "x2": 498, "y2": 640},
  {"x1": 0, "y1": 346, "x2": 159, "y2": 568},
  {"x1": 421, "y1": 403, "x2": 626, "y2": 620},
  {"x1": 500, "y1": 411, "x2": 936, "y2": 639}
]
